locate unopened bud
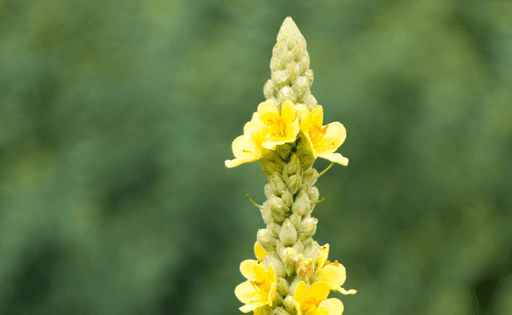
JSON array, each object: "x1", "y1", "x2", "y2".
[
  {"x1": 261, "y1": 201, "x2": 273, "y2": 224},
  {"x1": 270, "y1": 173, "x2": 287, "y2": 196},
  {"x1": 257, "y1": 229, "x2": 276, "y2": 252},
  {"x1": 281, "y1": 191, "x2": 293, "y2": 208},
  {"x1": 307, "y1": 186, "x2": 319, "y2": 201},
  {"x1": 268, "y1": 222, "x2": 281, "y2": 237},
  {"x1": 270, "y1": 196, "x2": 290, "y2": 222},
  {"x1": 266, "y1": 254, "x2": 286, "y2": 278},
  {"x1": 291, "y1": 192, "x2": 310, "y2": 216},
  {"x1": 287, "y1": 174, "x2": 302, "y2": 195},
  {"x1": 284, "y1": 154, "x2": 300, "y2": 177},
  {"x1": 298, "y1": 217, "x2": 317, "y2": 241},
  {"x1": 277, "y1": 278, "x2": 289, "y2": 296},
  {"x1": 281, "y1": 247, "x2": 297, "y2": 276},
  {"x1": 279, "y1": 219, "x2": 298, "y2": 246},
  {"x1": 292, "y1": 240, "x2": 304, "y2": 254},
  {"x1": 303, "y1": 168, "x2": 318, "y2": 187},
  {"x1": 284, "y1": 295, "x2": 297, "y2": 314},
  {"x1": 264, "y1": 183, "x2": 276, "y2": 199},
  {"x1": 289, "y1": 213, "x2": 301, "y2": 229}
]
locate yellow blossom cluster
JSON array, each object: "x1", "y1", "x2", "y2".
[
  {"x1": 235, "y1": 243, "x2": 355, "y2": 315},
  {"x1": 225, "y1": 100, "x2": 348, "y2": 168}
]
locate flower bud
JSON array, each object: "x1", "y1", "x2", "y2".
[
  {"x1": 264, "y1": 183, "x2": 276, "y2": 199},
  {"x1": 291, "y1": 192, "x2": 310, "y2": 216},
  {"x1": 276, "y1": 143, "x2": 292, "y2": 160},
  {"x1": 272, "y1": 70, "x2": 288, "y2": 90},
  {"x1": 284, "y1": 295, "x2": 296, "y2": 314},
  {"x1": 261, "y1": 201, "x2": 273, "y2": 224},
  {"x1": 273, "y1": 307, "x2": 290, "y2": 315},
  {"x1": 278, "y1": 86, "x2": 297, "y2": 104},
  {"x1": 270, "y1": 196, "x2": 290, "y2": 222},
  {"x1": 305, "y1": 69, "x2": 314, "y2": 89},
  {"x1": 266, "y1": 254, "x2": 286, "y2": 278},
  {"x1": 292, "y1": 76, "x2": 307, "y2": 99},
  {"x1": 283, "y1": 154, "x2": 300, "y2": 177},
  {"x1": 303, "y1": 240, "x2": 321, "y2": 262},
  {"x1": 277, "y1": 278, "x2": 289, "y2": 296},
  {"x1": 298, "y1": 217, "x2": 317, "y2": 241},
  {"x1": 287, "y1": 174, "x2": 302, "y2": 195},
  {"x1": 270, "y1": 173, "x2": 287, "y2": 196},
  {"x1": 292, "y1": 240, "x2": 304, "y2": 254},
  {"x1": 279, "y1": 219, "x2": 298, "y2": 246},
  {"x1": 303, "y1": 168, "x2": 318, "y2": 187},
  {"x1": 281, "y1": 190, "x2": 293, "y2": 208},
  {"x1": 289, "y1": 213, "x2": 301, "y2": 229},
  {"x1": 281, "y1": 247, "x2": 297, "y2": 276},
  {"x1": 307, "y1": 186, "x2": 319, "y2": 202},
  {"x1": 268, "y1": 222, "x2": 282, "y2": 237},
  {"x1": 305, "y1": 93, "x2": 317, "y2": 109},
  {"x1": 257, "y1": 229, "x2": 276, "y2": 252},
  {"x1": 263, "y1": 79, "x2": 275, "y2": 99}
]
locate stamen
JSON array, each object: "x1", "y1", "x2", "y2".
[
  {"x1": 318, "y1": 162, "x2": 334, "y2": 177},
  {"x1": 246, "y1": 194, "x2": 262, "y2": 208}
]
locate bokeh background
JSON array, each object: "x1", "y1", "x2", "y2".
[{"x1": 1, "y1": 0, "x2": 511, "y2": 314}]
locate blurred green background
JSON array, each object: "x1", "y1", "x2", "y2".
[{"x1": 1, "y1": 0, "x2": 511, "y2": 314}]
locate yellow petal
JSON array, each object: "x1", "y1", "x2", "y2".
[
  {"x1": 306, "y1": 281, "x2": 330, "y2": 303},
  {"x1": 315, "y1": 298, "x2": 344, "y2": 315},
  {"x1": 315, "y1": 122, "x2": 346, "y2": 153},
  {"x1": 225, "y1": 134, "x2": 260, "y2": 168},
  {"x1": 235, "y1": 281, "x2": 261, "y2": 304},
  {"x1": 254, "y1": 305, "x2": 272, "y2": 315},
  {"x1": 252, "y1": 264, "x2": 269, "y2": 282},
  {"x1": 338, "y1": 287, "x2": 357, "y2": 295},
  {"x1": 294, "y1": 301, "x2": 303, "y2": 315},
  {"x1": 281, "y1": 100, "x2": 297, "y2": 124},
  {"x1": 319, "y1": 264, "x2": 347, "y2": 290},
  {"x1": 268, "y1": 282, "x2": 277, "y2": 306},
  {"x1": 298, "y1": 105, "x2": 312, "y2": 133},
  {"x1": 257, "y1": 101, "x2": 279, "y2": 125},
  {"x1": 294, "y1": 281, "x2": 307, "y2": 306},
  {"x1": 239, "y1": 300, "x2": 268, "y2": 313},
  {"x1": 240, "y1": 259, "x2": 259, "y2": 280},
  {"x1": 318, "y1": 152, "x2": 349, "y2": 166},
  {"x1": 268, "y1": 265, "x2": 276, "y2": 284},
  {"x1": 310, "y1": 105, "x2": 324, "y2": 128},
  {"x1": 254, "y1": 242, "x2": 268, "y2": 261},
  {"x1": 316, "y1": 244, "x2": 330, "y2": 269}
]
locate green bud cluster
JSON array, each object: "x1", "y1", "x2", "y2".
[
  {"x1": 264, "y1": 17, "x2": 318, "y2": 111},
  {"x1": 257, "y1": 146, "x2": 326, "y2": 314}
]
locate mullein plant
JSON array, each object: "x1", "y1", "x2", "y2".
[{"x1": 226, "y1": 17, "x2": 356, "y2": 315}]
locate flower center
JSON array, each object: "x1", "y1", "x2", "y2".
[
  {"x1": 268, "y1": 117, "x2": 287, "y2": 137},
  {"x1": 310, "y1": 124, "x2": 328, "y2": 144}
]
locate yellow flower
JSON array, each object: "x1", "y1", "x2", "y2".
[
  {"x1": 225, "y1": 112, "x2": 270, "y2": 168},
  {"x1": 256, "y1": 100, "x2": 300, "y2": 150},
  {"x1": 293, "y1": 281, "x2": 344, "y2": 315},
  {"x1": 225, "y1": 130, "x2": 264, "y2": 168},
  {"x1": 315, "y1": 244, "x2": 357, "y2": 296},
  {"x1": 235, "y1": 260, "x2": 278, "y2": 313},
  {"x1": 297, "y1": 105, "x2": 349, "y2": 166}
]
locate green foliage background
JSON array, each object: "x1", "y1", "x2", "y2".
[{"x1": 1, "y1": 0, "x2": 511, "y2": 314}]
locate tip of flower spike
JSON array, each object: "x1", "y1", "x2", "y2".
[{"x1": 278, "y1": 17, "x2": 303, "y2": 42}]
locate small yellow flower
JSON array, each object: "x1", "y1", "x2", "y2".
[
  {"x1": 315, "y1": 244, "x2": 357, "y2": 296},
  {"x1": 297, "y1": 105, "x2": 349, "y2": 166},
  {"x1": 256, "y1": 100, "x2": 300, "y2": 150},
  {"x1": 235, "y1": 260, "x2": 278, "y2": 313},
  {"x1": 225, "y1": 112, "x2": 270, "y2": 168},
  {"x1": 293, "y1": 281, "x2": 344, "y2": 315},
  {"x1": 225, "y1": 130, "x2": 264, "y2": 168}
]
